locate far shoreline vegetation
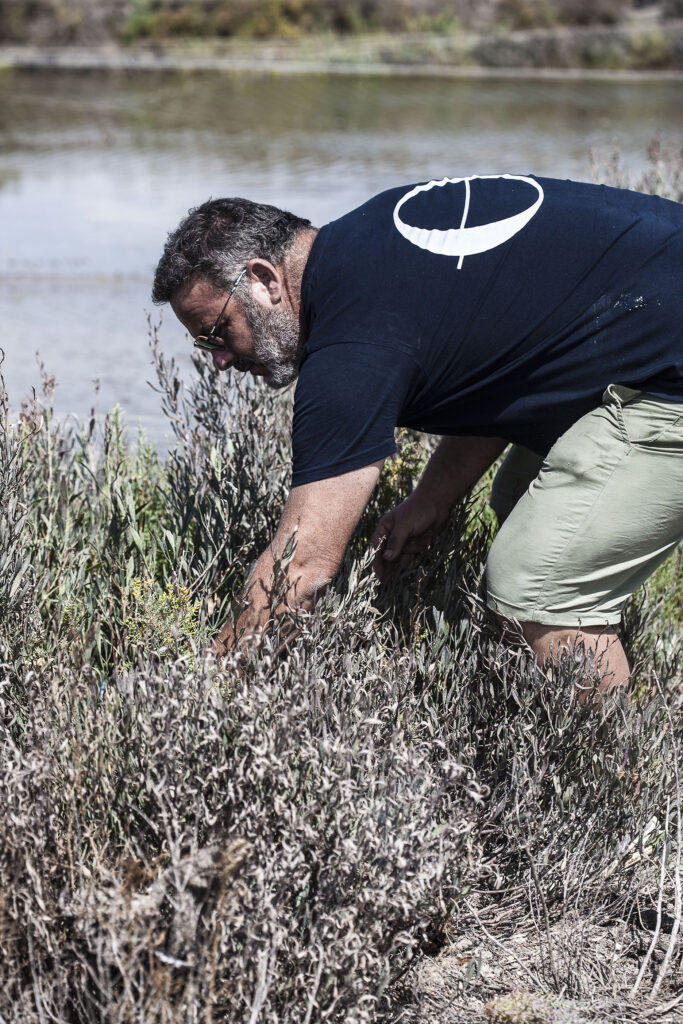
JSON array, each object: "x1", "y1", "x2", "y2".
[{"x1": 2, "y1": 0, "x2": 683, "y2": 72}]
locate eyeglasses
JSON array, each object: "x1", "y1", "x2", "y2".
[{"x1": 193, "y1": 268, "x2": 248, "y2": 352}]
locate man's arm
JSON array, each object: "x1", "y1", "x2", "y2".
[
  {"x1": 372, "y1": 435, "x2": 506, "y2": 577},
  {"x1": 214, "y1": 459, "x2": 384, "y2": 654}
]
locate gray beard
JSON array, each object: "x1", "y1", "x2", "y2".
[{"x1": 239, "y1": 293, "x2": 303, "y2": 389}]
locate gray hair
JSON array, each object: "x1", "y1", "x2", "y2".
[{"x1": 152, "y1": 197, "x2": 312, "y2": 303}]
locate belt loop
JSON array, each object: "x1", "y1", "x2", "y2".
[
  {"x1": 603, "y1": 383, "x2": 642, "y2": 408},
  {"x1": 602, "y1": 383, "x2": 621, "y2": 407},
  {"x1": 602, "y1": 384, "x2": 633, "y2": 446}
]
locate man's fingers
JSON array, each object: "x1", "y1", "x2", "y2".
[
  {"x1": 378, "y1": 517, "x2": 414, "y2": 562},
  {"x1": 401, "y1": 535, "x2": 432, "y2": 556},
  {"x1": 212, "y1": 637, "x2": 227, "y2": 658},
  {"x1": 372, "y1": 510, "x2": 409, "y2": 579},
  {"x1": 372, "y1": 500, "x2": 441, "y2": 582},
  {"x1": 370, "y1": 510, "x2": 394, "y2": 549},
  {"x1": 374, "y1": 542, "x2": 423, "y2": 582},
  {"x1": 372, "y1": 514, "x2": 402, "y2": 561}
]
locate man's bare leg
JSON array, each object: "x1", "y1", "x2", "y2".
[{"x1": 520, "y1": 621, "x2": 630, "y2": 702}]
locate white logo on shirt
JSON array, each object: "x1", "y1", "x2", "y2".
[{"x1": 393, "y1": 174, "x2": 544, "y2": 269}]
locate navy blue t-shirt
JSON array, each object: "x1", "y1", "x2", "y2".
[{"x1": 291, "y1": 175, "x2": 683, "y2": 487}]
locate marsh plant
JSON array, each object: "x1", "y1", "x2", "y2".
[
  {"x1": 1, "y1": 151, "x2": 682, "y2": 1022},
  {"x1": 0, "y1": 0, "x2": 651, "y2": 46}
]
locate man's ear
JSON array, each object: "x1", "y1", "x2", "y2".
[{"x1": 246, "y1": 258, "x2": 283, "y2": 308}]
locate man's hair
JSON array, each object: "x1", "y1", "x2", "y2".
[{"x1": 152, "y1": 197, "x2": 312, "y2": 303}]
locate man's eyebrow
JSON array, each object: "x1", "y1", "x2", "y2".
[{"x1": 197, "y1": 316, "x2": 218, "y2": 336}]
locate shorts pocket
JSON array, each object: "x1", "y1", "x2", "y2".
[{"x1": 620, "y1": 394, "x2": 683, "y2": 451}]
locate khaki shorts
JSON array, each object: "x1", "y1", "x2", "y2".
[{"x1": 486, "y1": 385, "x2": 683, "y2": 627}]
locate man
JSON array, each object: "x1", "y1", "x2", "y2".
[{"x1": 153, "y1": 174, "x2": 683, "y2": 694}]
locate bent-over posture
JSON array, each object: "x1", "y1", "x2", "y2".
[{"x1": 153, "y1": 174, "x2": 683, "y2": 695}]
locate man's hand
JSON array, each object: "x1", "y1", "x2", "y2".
[
  {"x1": 372, "y1": 435, "x2": 507, "y2": 581},
  {"x1": 213, "y1": 460, "x2": 384, "y2": 655},
  {"x1": 212, "y1": 620, "x2": 242, "y2": 658},
  {"x1": 371, "y1": 492, "x2": 448, "y2": 579}
]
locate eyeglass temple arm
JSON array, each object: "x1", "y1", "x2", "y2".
[{"x1": 211, "y1": 268, "x2": 249, "y2": 334}]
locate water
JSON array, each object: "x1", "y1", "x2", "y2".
[{"x1": 1, "y1": 68, "x2": 681, "y2": 442}]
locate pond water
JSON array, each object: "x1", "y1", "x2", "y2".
[{"x1": 1, "y1": 68, "x2": 681, "y2": 442}]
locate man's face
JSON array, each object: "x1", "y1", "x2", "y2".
[{"x1": 171, "y1": 275, "x2": 302, "y2": 389}]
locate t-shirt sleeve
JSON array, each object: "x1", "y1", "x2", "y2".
[{"x1": 290, "y1": 342, "x2": 419, "y2": 487}]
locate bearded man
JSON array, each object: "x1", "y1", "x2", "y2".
[{"x1": 153, "y1": 174, "x2": 683, "y2": 695}]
